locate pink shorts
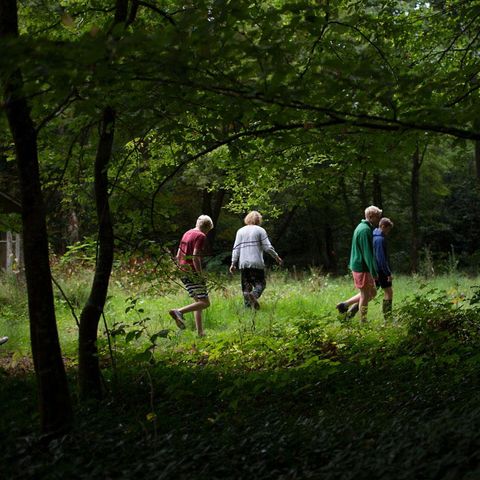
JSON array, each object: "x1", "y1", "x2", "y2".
[{"x1": 352, "y1": 271, "x2": 375, "y2": 289}]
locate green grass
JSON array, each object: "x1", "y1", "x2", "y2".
[
  {"x1": 1, "y1": 271, "x2": 480, "y2": 479},
  {"x1": 1, "y1": 270, "x2": 476, "y2": 355}
]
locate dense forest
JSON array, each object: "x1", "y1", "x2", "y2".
[
  {"x1": 2, "y1": 0, "x2": 480, "y2": 273},
  {"x1": 1, "y1": 1, "x2": 480, "y2": 478}
]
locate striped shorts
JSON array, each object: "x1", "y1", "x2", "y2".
[{"x1": 181, "y1": 275, "x2": 209, "y2": 299}]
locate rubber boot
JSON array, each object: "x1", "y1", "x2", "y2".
[
  {"x1": 383, "y1": 299, "x2": 393, "y2": 321},
  {"x1": 360, "y1": 306, "x2": 368, "y2": 323}
]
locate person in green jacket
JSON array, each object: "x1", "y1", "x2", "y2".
[{"x1": 336, "y1": 205, "x2": 382, "y2": 322}]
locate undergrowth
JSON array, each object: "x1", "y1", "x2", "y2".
[{"x1": 1, "y1": 272, "x2": 480, "y2": 479}]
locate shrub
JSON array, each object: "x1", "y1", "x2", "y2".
[{"x1": 397, "y1": 287, "x2": 480, "y2": 357}]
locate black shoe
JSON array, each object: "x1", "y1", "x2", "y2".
[
  {"x1": 336, "y1": 302, "x2": 348, "y2": 314},
  {"x1": 169, "y1": 310, "x2": 186, "y2": 329},
  {"x1": 346, "y1": 304, "x2": 359, "y2": 319}
]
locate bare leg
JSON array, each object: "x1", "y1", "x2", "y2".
[
  {"x1": 383, "y1": 286, "x2": 393, "y2": 301},
  {"x1": 179, "y1": 297, "x2": 209, "y2": 336},
  {"x1": 194, "y1": 310, "x2": 204, "y2": 336},
  {"x1": 336, "y1": 293, "x2": 361, "y2": 314},
  {"x1": 359, "y1": 286, "x2": 376, "y2": 322},
  {"x1": 344, "y1": 293, "x2": 361, "y2": 307},
  {"x1": 177, "y1": 297, "x2": 210, "y2": 315}
]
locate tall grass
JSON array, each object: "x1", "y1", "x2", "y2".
[{"x1": 0, "y1": 270, "x2": 477, "y2": 362}]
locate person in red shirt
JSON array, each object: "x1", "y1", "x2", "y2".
[{"x1": 169, "y1": 215, "x2": 213, "y2": 337}]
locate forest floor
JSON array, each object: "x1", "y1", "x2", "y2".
[{"x1": 1, "y1": 272, "x2": 480, "y2": 479}]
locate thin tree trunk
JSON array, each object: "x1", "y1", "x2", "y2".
[
  {"x1": 78, "y1": 0, "x2": 134, "y2": 398},
  {"x1": 359, "y1": 169, "x2": 368, "y2": 208},
  {"x1": 307, "y1": 207, "x2": 323, "y2": 266},
  {"x1": 372, "y1": 173, "x2": 383, "y2": 210},
  {"x1": 78, "y1": 107, "x2": 115, "y2": 399},
  {"x1": 0, "y1": 0, "x2": 72, "y2": 434},
  {"x1": 475, "y1": 140, "x2": 480, "y2": 184},
  {"x1": 410, "y1": 144, "x2": 421, "y2": 273},
  {"x1": 201, "y1": 188, "x2": 225, "y2": 249},
  {"x1": 473, "y1": 119, "x2": 480, "y2": 184},
  {"x1": 68, "y1": 211, "x2": 80, "y2": 244},
  {"x1": 339, "y1": 177, "x2": 356, "y2": 229},
  {"x1": 323, "y1": 219, "x2": 337, "y2": 273},
  {"x1": 273, "y1": 206, "x2": 298, "y2": 245}
]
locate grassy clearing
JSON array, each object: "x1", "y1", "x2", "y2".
[
  {"x1": 1, "y1": 270, "x2": 476, "y2": 356},
  {"x1": 1, "y1": 271, "x2": 480, "y2": 479}
]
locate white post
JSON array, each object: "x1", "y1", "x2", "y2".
[
  {"x1": 0, "y1": 232, "x2": 4, "y2": 270},
  {"x1": 6, "y1": 231, "x2": 13, "y2": 272}
]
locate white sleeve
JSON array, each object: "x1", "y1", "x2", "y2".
[
  {"x1": 260, "y1": 229, "x2": 279, "y2": 259},
  {"x1": 231, "y1": 231, "x2": 241, "y2": 265}
]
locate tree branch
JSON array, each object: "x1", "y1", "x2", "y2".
[
  {"x1": 137, "y1": 0, "x2": 176, "y2": 26},
  {"x1": 36, "y1": 89, "x2": 79, "y2": 134},
  {"x1": 149, "y1": 119, "x2": 342, "y2": 230},
  {"x1": 328, "y1": 20, "x2": 398, "y2": 83}
]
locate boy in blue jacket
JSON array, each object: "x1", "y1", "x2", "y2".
[{"x1": 373, "y1": 217, "x2": 394, "y2": 319}]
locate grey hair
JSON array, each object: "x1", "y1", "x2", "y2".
[
  {"x1": 364, "y1": 205, "x2": 382, "y2": 220},
  {"x1": 244, "y1": 211, "x2": 262, "y2": 225}
]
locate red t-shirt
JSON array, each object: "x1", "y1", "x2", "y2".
[{"x1": 178, "y1": 229, "x2": 207, "y2": 269}]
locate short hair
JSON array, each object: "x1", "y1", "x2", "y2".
[
  {"x1": 196, "y1": 215, "x2": 213, "y2": 231},
  {"x1": 379, "y1": 217, "x2": 394, "y2": 228},
  {"x1": 244, "y1": 211, "x2": 262, "y2": 225},
  {"x1": 364, "y1": 205, "x2": 382, "y2": 220}
]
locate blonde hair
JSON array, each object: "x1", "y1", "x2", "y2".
[
  {"x1": 196, "y1": 215, "x2": 213, "y2": 231},
  {"x1": 364, "y1": 205, "x2": 382, "y2": 220},
  {"x1": 244, "y1": 211, "x2": 262, "y2": 225},
  {"x1": 379, "y1": 217, "x2": 394, "y2": 228}
]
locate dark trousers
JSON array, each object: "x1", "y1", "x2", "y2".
[{"x1": 241, "y1": 268, "x2": 266, "y2": 306}]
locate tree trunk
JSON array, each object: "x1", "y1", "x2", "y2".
[
  {"x1": 358, "y1": 169, "x2": 368, "y2": 208},
  {"x1": 473, "y1": 119, "x2": 480, "y2": 183},
  {"x1": 0, "y1": 0, "x2": 72, "y2": 434},
  {"x1": 78, "y1": 0, "x2": 132, "y2": 400},
  {"x1": 68, "y1": 211, "x2": 80, "y2": 244},
  {"x1": 307, "y1": 207, "x2": 323, "y2": 266},
  {"x1": 410, "y1": 144, "x2": 421, "y2": 273},
  {"x1": 372, "y1": 173, "x2": 383, "y2": 210},
  {"x1": 339, "y1": 176, "x2": 356, "y2": 229},
  {"x1": 474, "y1": 140, "x2": 480, "y2": 184},
  {"x1": 323, "y1": 219, "x2": 337, "y2": 273},
  {"x1": 201, "y1": 188, "x2": 225, "y2": 249},
  {"x1": 273, "y1": 206, "x2": 298, "y2": 245},
  {"x1": 78, "y1": 107, "x2": 115, "y2": 399}
]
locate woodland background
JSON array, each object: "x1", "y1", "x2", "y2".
[{"x1": 1, "y1": 1, "x2": 480, "y2": 478}]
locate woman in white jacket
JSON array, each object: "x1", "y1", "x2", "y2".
[{"x1": 229, "y1": 211, "x2": 282, "y2": 309}]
